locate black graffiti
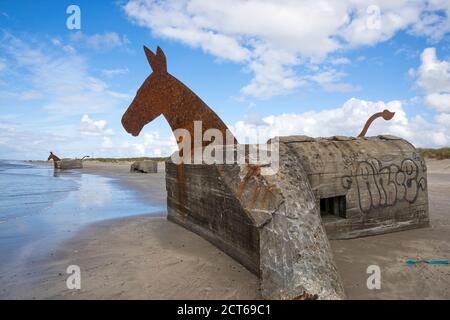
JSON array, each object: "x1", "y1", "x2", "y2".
[{"x1": 342, "y1": 158, "x2": 426, "y2": 213}]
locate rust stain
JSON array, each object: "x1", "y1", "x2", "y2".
[
  {"x1": 121, "y1": 45, "x2": 238, "y2": 153},
  {"x1": 293, "y1": 292, "x2": 319, "y2": 300},
  {"x1": 237, "y1": 164, "x2": 262, "y2": 200},
  {"x1": 251, "y1": 184, "x2": 261, "y2": 207},
  {"x1": 237, "y1": 178, "x2": 248, "y2": 200},
  {"x1": 176, "y1": 163, "x2": 187, "y2": 215},
  {"x1": 358, "y1": 109, "x2": 395, "y2": 138}
]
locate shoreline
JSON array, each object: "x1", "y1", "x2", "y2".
[
  {"x1": 0, "y1": 161, "x2": 259, "y2": 300},
  {"x1": 2, "y1": 159, "x2": 449, "y2": 299},
  {"x1": 79, "y1": 161, "x2": 167, "y2": 206}
]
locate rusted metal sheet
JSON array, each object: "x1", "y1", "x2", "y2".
[{"x1": 121, "y1": 46, "x2": 237, "y2": 152}]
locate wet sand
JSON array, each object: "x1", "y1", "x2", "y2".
[
  {"x1": 77, "y1": 161, "x2": 167, "y2": 205},
  {"x1": 2, "y1": 160, "x2": 449, "y2": 299}
]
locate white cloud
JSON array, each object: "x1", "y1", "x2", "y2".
[
  {"x1": 0, "y1": 119, "x2": 77, "y2": 160},
  {"x1": 101, "y1": 68, "x2": 129, "y2": 77},
  {"x1": 124, "y1": 0, "x2": 450, "y2": 99},
  {"x1": 80, "y1": 114, "x2": 114, "y2": 136},
  {"x1": 330, "y1": 57, "x2": 351, "y2": 65},
  {"x1": 416, "y1": 47, "x2": 450, "y2": 93},
  {"x1": 409, "y1": 0, "x2": 450, "y2": 41},
  {"x1": 0, "y1": 33, "x2": 130, "y2": 117},
  {"x1": 101, "y1": 137, "x2": 114, "y2": 148},
  {"x1": 131, "y1": 132, "x2": 177, "y2": 156},
  {"x1": 231, "y1": 98, "x2": 449, "y2": 147},
  {"x1": 307, "y1": 68, "x2": 361, "y2": 92},
  {"x1": 425, "y1": 93, "x2": 450, "y2": 113},
  {"x1": 413, "y1": 47, "x2": 450, "y2": 113},
  {"x1": 70, "y1": 32, "x2": 130, "y2": 50},
  {"x1": 322, "y1": 82, "x2": 361, "y2": 93}
]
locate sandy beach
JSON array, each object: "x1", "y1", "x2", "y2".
[
  {"x1": 330, "y1": 159, "x2": 450, "y2": 299},
  {"x1": 1, "y1": 159, "x2": 449, "y2": 299}
]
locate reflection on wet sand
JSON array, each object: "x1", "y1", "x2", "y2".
[{"x1": 0, "y1": 160, "x2": 163, "y2": 294}]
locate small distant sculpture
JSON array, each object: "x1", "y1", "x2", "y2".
[
  {"x1": 121, "y1": 46, "x2": 237, "y2": 151},
  {"x1": 47, "y1": 152, "x2": 88, "y2": 169},
  {"x1": 47, "y1": 151, "x2": 61, "y2": 164},
  {"x1": 358, "y1": 109, "x2": 395, "y2": 138}
]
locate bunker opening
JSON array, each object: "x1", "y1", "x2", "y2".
[{"x1": 320, "y1": 196, "x2": 346, "y2": 219}]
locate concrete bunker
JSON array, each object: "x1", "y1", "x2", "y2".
[
  {"x1": 164, "y1": 136, "x2": 429, "y2": 299},
  {"x1": 281, "y1": 135, "x2": 429, "y2": 239},
  {"x1": 121, "y1": 45, "x2": 429, "y2": 300},
  {"x1": 130, "y1": 160, "x2": 158, "y2": 173}
]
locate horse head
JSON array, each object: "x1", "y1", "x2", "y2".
[
  {"x1": 121, "y1": 46, "x2": 174, "y2": 136},
  {"x1": 121, "y1": 45, "x2": 237, "y2": 152},
  {"x1": 48, "y1": 152, "x2": 60, "y2": 162}
]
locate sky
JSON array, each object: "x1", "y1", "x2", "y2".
[{"x1": 0, "y1": 0, "x2": 450, "y2": 160}]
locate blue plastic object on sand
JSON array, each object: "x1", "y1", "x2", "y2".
[{"x1": 405, "y1": 259, "x2": 449, "y2": 265}]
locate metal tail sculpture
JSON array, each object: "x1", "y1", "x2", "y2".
[{"x1": 358, "y1": 109, "x2": 395, "y2": 138}]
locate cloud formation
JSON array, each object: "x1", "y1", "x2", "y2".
[
  {"x1": 70, "y1": 32, "x2": 130, "y2": 51},
  {"x1": 412, "y1": 47, "x2": 450, "y2": 113},
  {"x1": 0, "y1": 33, "x2": 130, "y2": 117},
  {"x1": 119, "y1": 132, "x2": 178, "y2": 157},
  {"x1": 231, "y1": 97, "x2": 449, "y2": 147},
  {"x1": 80, "y1": 115, "x2": 114, "y2": 136},
  {"x1": 124, "y1": 0, "x2": 450, "y2": 98},
  {"x1": 101, "y1": 68, "x2": 130, "y2": 78}
]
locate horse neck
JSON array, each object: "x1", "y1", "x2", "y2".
[{"x1": 162, "y1": 80, "x2": 231, "y2": 136}]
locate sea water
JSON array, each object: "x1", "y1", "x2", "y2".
[{"x1": 0, "y1": 160, "x2": 163, "y2": 276}]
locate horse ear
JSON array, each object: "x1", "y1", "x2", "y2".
[
  {"x1": 144, "y1": 45, "x2": 167, "y2": 73},
  {"x1": 144, "y1": 45, "x2": 155, "y2": 65}
]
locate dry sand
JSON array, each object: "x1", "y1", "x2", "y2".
[
  {"x1": 331, "y1": 159, "x2": 450, "y2": 299},
  {"x1": 4, "y1": 160, "x2": 449, "y2": 299}
]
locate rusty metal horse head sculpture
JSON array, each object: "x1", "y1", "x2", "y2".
[{"x1": 121, "y1": 46, "x2": 237, "y2": 150}]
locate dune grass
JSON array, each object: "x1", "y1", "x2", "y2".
[
  {"x1": 417, "y1": 148, "x2": 450, "y2": 160},
  {"x1": 76, "y1": 147, "x2": 450, "y2": 163},
  {"x1": 85, "y1": 157, "x2": 169, "y2": 163},
  {"x1": 86, "y1": 149, "x2": 450, "y2": 162}
]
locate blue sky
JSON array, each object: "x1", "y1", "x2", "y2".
[{"x1": 1, "y1": 0, "x2": 450, "y2": 160}]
